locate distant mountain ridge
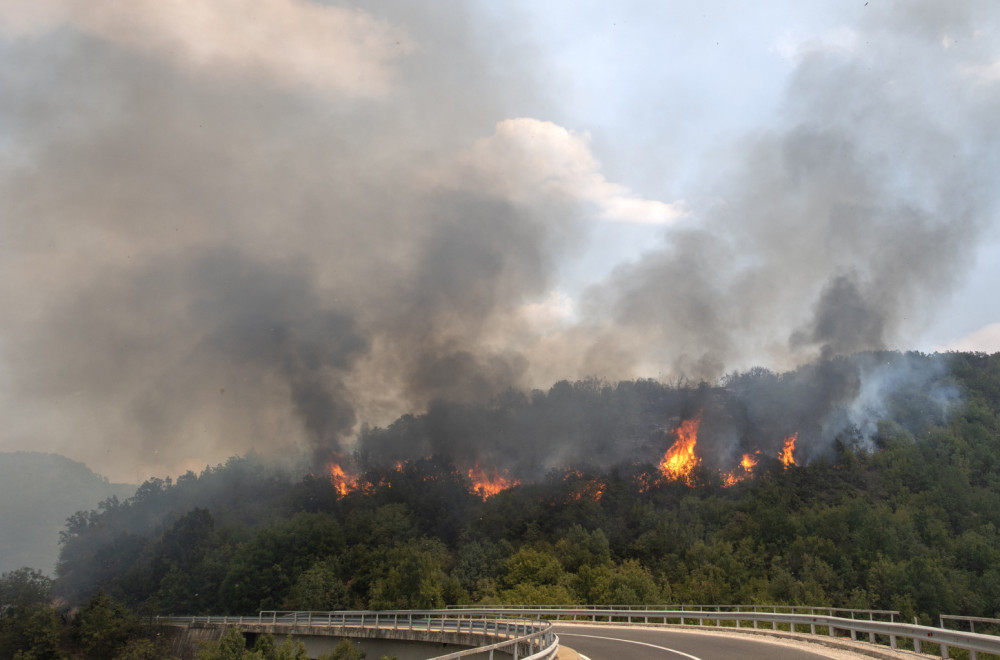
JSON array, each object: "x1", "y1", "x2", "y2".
[{"x1": 0, "y1": 451, "x2": 136, "y2": 576}]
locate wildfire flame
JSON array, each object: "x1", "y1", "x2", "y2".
[
  {"x1": 780, "y1": 433, "x2": 797, "y2": 467},
  {"x1": 721, "y1": 452, "x2": 759, "y2": 487},
  {"x1": 467, "y1": 463, "x2": 519, "y2": 500},
  {"x1": 581, "y1": 478, "x2": 605, "y2": 501},
  {"x1": 658, "y1": 413, "x2": 702, "y2": 485},
  {"x1": 563, "y1": 471, "x2": 606, "y2": 502},
  {"x1": 329, "y1": 462, "x2": 359, "y2": 498}
]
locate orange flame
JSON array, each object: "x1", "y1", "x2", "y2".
[
  {"x1": 634, "y1": 470, "x2": 655, "y2": 493},
  {"x1": 780, "y1": 433, "x2": 797, "y2": 467},
  {"x1": 721, "y1": 452, "x2": 759, "y2": 487},
  {"x1": 583, "y1": 478, "x2": 605, "y2": 501},
  {"x1": 329, "y1": 462, "x2": 359, "y2": 498},
  {"x1": 565, "y1": 475, "x2": 606, "y2": 502},
  {"x1": 467, "y1": 463, "x2": 519, "y2": 500},
  {"x1": 658, "y1": 413, "x2": 702, "y2": 485}
]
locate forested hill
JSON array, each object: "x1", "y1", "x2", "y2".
[
  {"x1": 53, "y1": 351, "x2": 1000, "y2": 622},
  {"x1": 0, "y1": 452, "x2": 135, "y2": 575}
]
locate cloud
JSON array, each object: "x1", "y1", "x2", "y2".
[
  {"x1": 0, "y1": 0, "x2": 413, "y2": 94},
  {"x1": 941, "y1": 322, "x2": 1000, "y2": 353},
  {"x1": 773, "y1": 26, "x2": 861, "y2": 62},
  {"x1": 520, "y1": 290, "x2": 577, "y2": 333},
  {"x1": 452, "y1": 118, "x2": 686, "y2": 225}
]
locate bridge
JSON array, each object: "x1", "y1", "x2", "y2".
[
  {"x1": 159, "y1": 610, "x2": 557, "y2": 659},
  {"x1": 159, "y1": 606, "x2": 1000, "y2": 659}
]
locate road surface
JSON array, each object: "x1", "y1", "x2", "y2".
[{"x1": 554, "y1": 623, "x2": 874, "y2": 660}]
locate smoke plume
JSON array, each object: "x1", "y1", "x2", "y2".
[{"x1": 0, "y1": 1, "x2": 997, "y2": 480}]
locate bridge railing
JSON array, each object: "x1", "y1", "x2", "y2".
[
  {"x1": 448, "y1": 603, "x2": 900, "y2": 621},
  {"x1": 158, "y1": 610, "x2": 558, "y2": 660},
  {"x1": 448, "y1": 607, "x2": 1000, "y2": 659}
]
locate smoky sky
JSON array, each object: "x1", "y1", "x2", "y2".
[{"x1": 0, "y1": 1, "x2": 997, "y2": 480}]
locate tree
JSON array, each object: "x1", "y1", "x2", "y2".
[
  {"x1": 0, "y1": 568, "x2": 53, "y2": 617},
  {"x1": 317, "y1": 639, "x2": 365, "y2": 660},
  {"x1": 284, "y1": 559, "x2": 348, "y2": 611},
  {"x1": 0, "y1": 603, "x2": 63, "y2": 660},
  {"x1": 71, "y1": 590, "x2": 140, "y2": 659},
  {"x1": 197, "y1": 626, "x2": 246, "y2": 660}
]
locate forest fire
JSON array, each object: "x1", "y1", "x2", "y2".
[
  {"x1": 721, "y1": 452, "x2": 759, "y2": 487},
  {"x1": 780, "y1": 433, "x2": 797, "y2": 467},
  {"x1": 467, "y1": 463, "x2": 519, "y2": 500},
  {"x1": 328, "y1": 462, "x2": 359, "y2": 498},
  {"x1": 658, "y1": 413, "x2": 702, "y2": 485},
  {"x1": 562, "y1": 470, "x2": 606, "y2": 501}
]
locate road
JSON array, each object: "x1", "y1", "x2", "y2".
[{"x1": 553, "y1": 623, "x2": 857, "y2": 660}]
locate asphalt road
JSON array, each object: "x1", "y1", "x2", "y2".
[{"x1": 554, "y1": 624, "x2": 851, "y2": 660}]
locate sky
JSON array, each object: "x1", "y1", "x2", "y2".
[{"x1": 0, "y1": 0, "x2": 998, "y2": 483}]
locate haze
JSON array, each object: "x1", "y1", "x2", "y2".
[{"x1": 1, "y1": 0, "x2": 997, "y2": 482}]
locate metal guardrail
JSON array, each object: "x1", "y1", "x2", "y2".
[
  {"x1": 451, "y1": 607, "x2": 1000, "y2": 659},
  {"x1": 450, "y1": 603, "x2": 901, "y2": 621},
  {"x1": 157, "y1": 610, "x2": 558, "y2": 660},
  {"x1": 941, "y1": 614, "x2": 1000, "y2": 635}
]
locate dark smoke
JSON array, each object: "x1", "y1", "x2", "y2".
[
  {"x1": 792, "y1": 274, "x2": 886, "y2": 361},
  {"x1": 0, "y1": 1, "x2": 996, "y2": 480},
  {"x1": 355, "y1": 352, "x2": 958, "y2": 480}
]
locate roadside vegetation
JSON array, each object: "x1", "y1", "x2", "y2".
[{"x1": 4, "y1": 351, "x2": 1000, "y2": 659}]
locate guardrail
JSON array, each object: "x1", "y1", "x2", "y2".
[
  {"x1": 157, "y1": 610, "x2": 558, "y2": 660},
  {"x1": 941, "y1": 614, "x2": 1000, "y2": 635},
  {"x1": 448, "y1": 603, "x2": 900, "y2": 620},
  {"x1": 450, "y1": 607, "x2": 1000, "y2": 659}
]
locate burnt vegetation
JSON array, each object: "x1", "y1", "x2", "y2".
[{"x1": 19, "y1": 351, "x2": 1000, "y2": 634}]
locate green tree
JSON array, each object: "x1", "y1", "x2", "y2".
[
  {"x1": 368, "y1": 539, "x2": 450, "y2": 609},
  {"x1": 317, "y1": 638, "x2": 365, "y2": 660},
  {"x1": 72, "y1": 590, "x2": 140, "y2": 659},
  {"x1": 0, "y1": 603, "x2": 63, "y2": 660},
  {"x1": 0, "y1": 568, "x2": 53, "y2": 615},
  {"x1": 284, "y1": 559, "x2": 348, "y2": 611},
  {"x1": 114, "y1": 637, "x2": 180, "y2": 660},
  {"x1": 220, "y1": 513, "x2": 344, "y2": 612}
]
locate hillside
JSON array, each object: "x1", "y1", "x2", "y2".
[
  {"x1": 51, "y1": 351, "x2": 1000, "y2": 621},
  {"x1": 0, "y1": 452, "x2": 135, "y2": 575}
]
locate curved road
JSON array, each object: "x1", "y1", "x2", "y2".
[{"x1": 554, "y1": 624, "x2": 854, "y2": 660}]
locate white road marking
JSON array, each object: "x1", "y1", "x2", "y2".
[{"x1": 559, "y1": 632, "x2": 704, "y2": 660}]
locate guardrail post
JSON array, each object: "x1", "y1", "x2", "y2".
[
  {"x1": 869, "y1": 612, "x2": 875, "y2": 643},
  {"x1": 941, "y1": 643, "x2": 949, "y2": 659}
]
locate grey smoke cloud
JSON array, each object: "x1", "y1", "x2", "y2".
[
  {"x1": 0, "y1": 1, "x2": 997, "y2": 480},
  {"x1": 576, "y1": 12, "x2": 998, "y2": 382}
]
